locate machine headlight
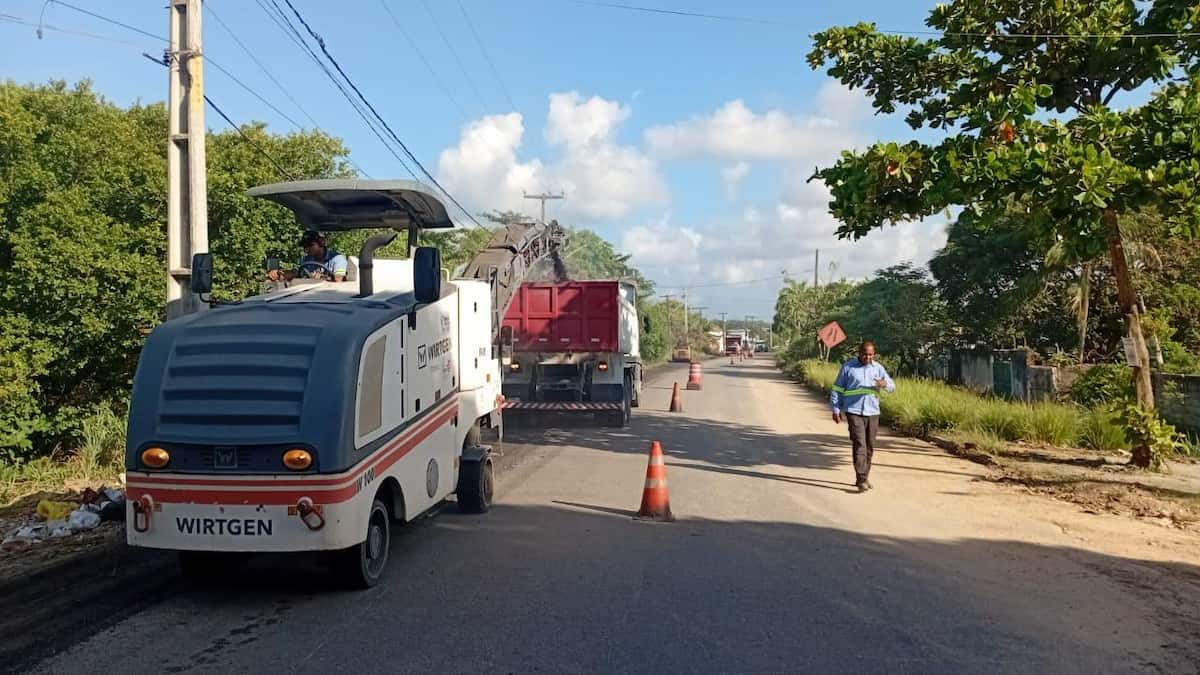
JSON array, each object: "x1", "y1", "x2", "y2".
[
  {"x1": 283, "y1": 449, "x2": 314, "y2": 471},
  {"x1": 141, "y1": 447, "x2": 170, "y2": 469}
]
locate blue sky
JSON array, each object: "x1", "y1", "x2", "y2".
[{"x1": 0, "y1": 0, "x2": 953, "y2": 318}]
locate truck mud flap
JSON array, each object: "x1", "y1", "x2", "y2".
[{"x1": 501, "y1": 401, "x2": 623, "y2": 429}]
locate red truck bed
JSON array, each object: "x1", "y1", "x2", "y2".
[{"x1": 503, "y1": 281, "x2": 619, "y2": 353}]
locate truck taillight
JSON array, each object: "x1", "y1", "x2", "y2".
[
  {"x1": 597, "y1": 361, "x2": 609, "y2": 372},
  {"x1": 510, "y1": 362, "x2": 521, "y2": 371}
]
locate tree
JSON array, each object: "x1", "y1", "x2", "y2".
[
  {"x1": 0, "y1": 80, "x2": 354, "y2": 459},
  {"x1": 808, "y1": 2, "x2": 1200, "y2": 464},
  {"x1": 839, "y1": 264, "x2": 948, "y2": 375},
  {"x1": 773, "y1": 278, "x2": 856, "y2": 357}
]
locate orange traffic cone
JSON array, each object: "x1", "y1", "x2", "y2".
[
  {"x1": 686, "y1": 361, "x2": 702, "y2": 390},
  {"x1": 669, "y1": 382, "x2": 683, "y2": 412},
  {"x1": 634, "y1": 441, "x2": 674, "y2": 522}
]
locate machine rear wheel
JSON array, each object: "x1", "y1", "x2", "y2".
[
  {"x1": 335, "y1": 498, "x2": 390, "y2": 589},
  {"x1": 457, "y1": 456, "x2": 493, "y2": 513}
]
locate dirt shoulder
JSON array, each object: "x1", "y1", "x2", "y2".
[{"x1": 972, "y1": 444, "x2": 1200, "y2": 532}]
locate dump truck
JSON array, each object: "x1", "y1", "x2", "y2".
[
  {"x1": 124, "y1": 179, "x2": 565, "y2": 588},
  {"x1": 498, "y1": 280, "x2": 645, "y2": 427},
  {"x1": 725, "y1": 330, "x2": 748, "y2": 355}
]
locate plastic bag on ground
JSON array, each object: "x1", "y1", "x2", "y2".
[
  {"x1": 36, "y1": 500, "x2": 76, "y2": 522},
  {"x1": 68, "y1": 509, "x2": 101, "y2": 532}
]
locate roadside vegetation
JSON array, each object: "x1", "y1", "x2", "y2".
[{"x1": 779, "y1": 352, "x2": 1195, "y2": 467}]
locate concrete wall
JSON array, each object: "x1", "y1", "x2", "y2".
[
  {"x1": 1153, "y1": 373, "x2": 1200, "y2": 436},
  {"x1": 958, "y1": 351, "x2": 994, "y2": 393},
  {"x1": 1027, "y1": 366, "x2": 1057, "y2": 401}
]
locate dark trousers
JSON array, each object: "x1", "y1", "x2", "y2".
[{"x1": 846, "y1": 413, "x2": 879, "y2": 481}]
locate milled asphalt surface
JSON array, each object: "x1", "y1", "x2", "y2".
[{"x1": 21, "y1": 358, "x2": 1197, "y2": 674}]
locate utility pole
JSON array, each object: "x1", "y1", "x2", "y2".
[
  {"x1": 682, "y1": 289, "x2": 689, "y2": 341},
  {"x1": 659, "y1": 294, "x2": 676, "y2": 340},
  {"x1": 690, "y1": 305, "x2": 707, "y2": 356},
  {"x1": 719, "y1": 312, "x2": 727, "y2": 343},
  {"x1": 166, "y1": 0, "x2": 208, "y2": 319},
  {"x1": 814, "y1": 249, "x2": 819, "y2": 288},
  {"x1": 523, "y1": 191, "x2": 564, "y2": 224}
]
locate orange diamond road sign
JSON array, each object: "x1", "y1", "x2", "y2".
[{"x1": 818, "y1": 321, "x2": 847, "y2": 349}]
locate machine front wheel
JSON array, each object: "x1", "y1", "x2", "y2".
[
  {"x1": 335, "y1": 498, "x2": 391, "y2": 589},
  {"x1": 457, "y1": 456, "x2": 494, "y2": 514}
]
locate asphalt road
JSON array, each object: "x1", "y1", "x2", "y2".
[{"x1": 19, "y1": 358, "x2": 1198, "y2": 674}]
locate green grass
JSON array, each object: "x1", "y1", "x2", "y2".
[
  {"x1": 946, "y1": 429, "x2": 1009, "y2": 455},
  {"x1": 790, "y1": 359, "x2": 1126, "y2": 452},
  {"x1": 1079, "y1": 409, "x2": 1129, "y2": 453},
  {"x1": 0, "y1": 408, "x2": 125, "y2": 506}
]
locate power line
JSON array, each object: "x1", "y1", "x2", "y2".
[
  {"x1": 1, "y1": 12, "x2": 141, "y2": 45},
  {"x1": 44, "y1": 0, "x2": 163, "y2": 42},
  {"x1": 279, "y1": 0, "x2": 483, "y2": 227},
  {"x1": 455, "y1": 0, "x2": 518, "y2": 112},
  {"x1": 142, "y1": 50, "x2": 296, "y2": 180},
  {"x1": 262, "y1": 0, "x2": 418, "y2": 181},
  {"x1": 377, "y1": 0, "x2": 470, "y2": 121},
  {"x1": 36, "y1": 1, "x2": 371, "y2": 179},
  {"x1": 205, "y1": 95, "x2": 296, "y2": 180},
  {"x1": 206, "y1": 3, "x2": 318, "y2": 128},
  {"x1": 564, "y1": 0, "x2": 800, "y2": 29},
  {"x1": 205, "y1": 57, "x2": 305, "y2": 130},
  {"x1": 205, "y1": 2, "x2": 371, "y2": 177},
  {"x1": 421, "y1": 0, "x2": 489, "y2": 115},
  {"x1": 658, "y1": 272, "x2": 795, "y2": 291},
  {"x1": 562, "y1": 0, "x2": 1200, "y2": 39}
]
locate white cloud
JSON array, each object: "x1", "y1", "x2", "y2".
[
  {"x1": 437, "y1": 92, "x2": 666, "y2": 222},
  {"x1": 815, "y1": 80, "x2": 873, "y2": 121},
  {"x1": 436, "y1": 113, "x2": 546, "y2": 217},
  {"x1": 626, "y1": 186, "x2": 948, "y2": 318},
  {"x1": 721, "y1": 161, "x2": 750, "y2": 198},
  {"x1": 621, "y1": 214, "x2": 703, "y2": 268},
  {"x1": 546, "y1": 92, "x2": 629, "y2": 149}
]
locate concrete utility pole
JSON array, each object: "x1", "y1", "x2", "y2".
[
  {"x1": 659, "y1": 294, "x2": 676, "y2": 337},
  {"x1": 719, "y1": 312, "x2": 727, "y2": 344},
  {"x1": 523, "y1": 191, "x2": 564, "y2": 224},
  {"x1": 682, "y1": 289, "x2": 689, "y2": 340},
  {"x1": 166, "y1": 0, "x2": 209, "y2": 319},
  {"x1": 814, "y1": 249, "x2": 819, "y2": 288}
]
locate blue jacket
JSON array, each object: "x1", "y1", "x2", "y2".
[{"x1": 830, "y1": 358, "x2": 895, "y2": 416}]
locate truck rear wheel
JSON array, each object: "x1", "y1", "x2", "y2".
[
  {"x1": 630, "y1": 370, "x2": 640, "y2": 408},
  {"x1": 335, "y1": 497, "x2": 390, "y2": 589},
  {"x1": 605, "y1": 377, "x2": 632, "y2": 427},
  {"x1": 457, "y1": 456, "x2": 493, "y2": 513}
]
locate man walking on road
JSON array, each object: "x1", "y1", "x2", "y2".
[{"x1": 830, "y1": 341, "x2": 896, "y2": 493}]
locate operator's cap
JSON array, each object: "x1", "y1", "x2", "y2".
[{"x1": 299, "y1": 230, "x2": 323, "y2": 247}]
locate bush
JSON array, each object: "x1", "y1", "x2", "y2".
[
  {"x1": 75, "y1": 405, "x2": 127, "y2": 482},
  {"x1": 1069, "y1": 364, "x2": 1134, "y2": 409},
  {"x1": 1080, "y1": 409, "x2": 1129, "y2": 452},
  {"x1": 1120, "y1": 405, "x2": 1184, "y2": 471},
  {"x1": 1027, "y1": 403, "x2": 1080, "y2": 447}
]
